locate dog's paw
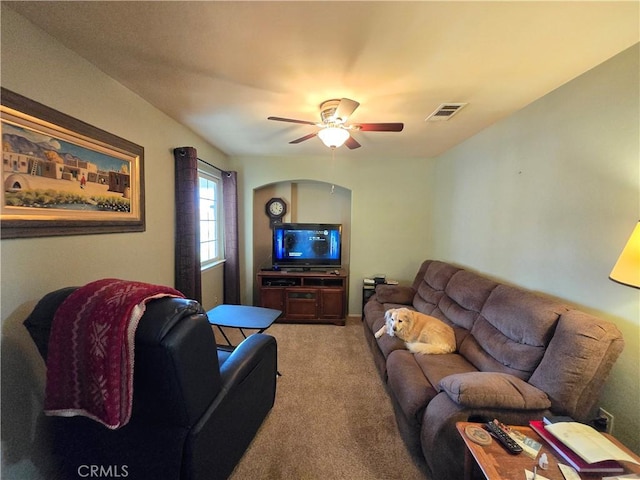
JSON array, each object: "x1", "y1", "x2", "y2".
[{"x1": 374, "y1": 326, "x2": 386, "y2": 338}]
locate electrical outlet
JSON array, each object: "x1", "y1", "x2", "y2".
[{"x1": 598, "y1": 407, "x2": 614, "y2": 434}]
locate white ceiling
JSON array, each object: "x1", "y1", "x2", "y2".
[{"x1": 6, "y1": 1, "x2": 639, "y2": 159}]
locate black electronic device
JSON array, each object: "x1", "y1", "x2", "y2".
[
  {"x1": 261, "y1": 266, "x2": 280, "y2": 271},
  {"x1": 484, "y1": 420, "x2": 523, "y2": 455},
  {"x1": 272, "y1": 223, "x2": 342, "y2": 270},
  {"x1": 266, "y1": 279, "x2": 297, "y2": 287}
]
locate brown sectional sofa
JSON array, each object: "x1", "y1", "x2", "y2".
[{"x1": 362, "y1": 260, "x2": 624, "y2": 479}]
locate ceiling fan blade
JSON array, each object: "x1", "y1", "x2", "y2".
[
  {"x1": 355, "y1": 122, "x2": 404, "y2": 132},
  {"x1": 289, "y1": 132, "x2": 317, "y2": 144},
  {"x1": 334, "y1": 98, "x2": 360, "y2": 122},
  {"x1": 268, "y1": 116, "x2": 317, "y2": 126},
  {"x1": 345, "y1": 136, "x2": 361, "y2": 150}
]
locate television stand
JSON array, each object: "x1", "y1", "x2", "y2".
[{"x1": 257, "y1": 269, "x2": 348, "y2": 325}]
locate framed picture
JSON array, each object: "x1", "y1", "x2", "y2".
[{"x1": 1, "y1": 88, "x2": 145, "y2": 239}]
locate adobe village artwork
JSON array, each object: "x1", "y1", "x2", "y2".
[
  {"x1": 0, "y1": 88, "x2": 145, "y2": 239},
  {"x1": 2, "y1": 122, "x2": 132, "y2": 213}
]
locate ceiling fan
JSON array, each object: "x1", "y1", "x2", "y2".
[{"x1": 267, "y1": 98, "x2": 404, "y2": 149}]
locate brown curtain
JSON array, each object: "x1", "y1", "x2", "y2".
[
  {"x1": 173, "y1": 146, "x2": 240, "y2": 305},
  {"x1": 173, "y1": 147, "x2": 202, "y2": 303},
  {"x1": 222, "y1": 171, "x2": 240, "y2": 304}
]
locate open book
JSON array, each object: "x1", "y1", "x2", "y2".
[
  {"x1": 530, "y1": 421, "x2": 623, "y2": 473},
  {"x1": 544, "y1": 422, "x2": 640, "y2": 466}
]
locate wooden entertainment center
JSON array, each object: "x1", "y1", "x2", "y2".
[{"x1": 257, "y1": 269, "x2": 348, "y2": 325}]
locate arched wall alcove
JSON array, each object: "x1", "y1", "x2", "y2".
[{"x1": 252, "y1": 179, "x2": 352, "y2": 305}]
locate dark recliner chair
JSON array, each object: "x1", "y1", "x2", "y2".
[{"x1": 24, "y1": 287, "x2": 278, "y2": 480}]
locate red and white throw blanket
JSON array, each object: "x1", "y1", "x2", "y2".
[{"x1": 44, "y1": 278, "x2": 184, "y2": 429}]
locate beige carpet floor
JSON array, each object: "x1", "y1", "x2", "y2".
[{"x1": 224, "y1": 317, "x2": 429, "y2": 480}]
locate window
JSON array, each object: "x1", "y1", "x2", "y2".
[{"x1": 199, "y1": 170, "x2": 223, "y2": 267}]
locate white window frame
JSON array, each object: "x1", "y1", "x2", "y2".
[{"x1": 198, "y1": 168, "x2": 224, "y2": 269}]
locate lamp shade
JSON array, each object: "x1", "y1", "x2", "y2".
[
  {"x1": 317, "y1": 127, "x2": 350, "y2": 148},
  {"x1": 609, "y1": 221, "x2": 640, "y2": 289}
]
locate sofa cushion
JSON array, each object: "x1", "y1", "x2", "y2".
[
  {"x1": 460, "y1": 284, "x2": 565, "y2": 379},
  {"x1": 374, "y1": 284, "x2": 415, "y2": 305},
  {"x1": 439, "y1": 372, "x2": 551, "y2": 410},
  {"x1": 386, "y1": 350, "x2": 438, "y2": 423},
  {"x1": 415, "y1": 353, "x2": 477, "y2": 392},
  {"x1": 376, "y1": 331, "x2": 408, "y2": 358}
]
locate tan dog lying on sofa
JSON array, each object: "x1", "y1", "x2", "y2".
[{"x1": 374, "y1": 307, "x2": 456, "y2": 354}]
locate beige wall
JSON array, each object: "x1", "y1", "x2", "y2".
[
  {"x1": 427, "y1": 44, "x2": 640, "y2": 452},
  {"x1": 0, "y1": 7, "x2": 227, "y2": 478}
]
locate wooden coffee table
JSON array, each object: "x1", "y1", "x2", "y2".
[{"x1": 456, "y1": 421, "x2": 640, "y2": 480}]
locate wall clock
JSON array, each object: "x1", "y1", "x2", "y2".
[{"x1": 265, "y1": 197, "x2": 287, "y2": 226}]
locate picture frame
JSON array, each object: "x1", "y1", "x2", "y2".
[{"x1": 1, "y1": 88, "x2": 145, "y2": 239}]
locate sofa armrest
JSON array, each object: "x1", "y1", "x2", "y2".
[
  {"x1": 218, "y1": 333, "x2": 278, "y2": 389},
  {"x1": 439, "y1": 372, "x2": 551, "y2": 410},
  {"x1": 375, "y1": 284, "x2": 415, "y2": 305},
  {"x1": 187, "y1": 333, "x2": 278, "y2": 480}
]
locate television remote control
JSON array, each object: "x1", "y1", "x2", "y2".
[{"x1": 484, "y1": 420, "x2": 523, "y2": 455}]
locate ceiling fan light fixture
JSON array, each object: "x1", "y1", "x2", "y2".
[
  {"x1": 318, "y1": 127, "x2": 350, "y2": 148},
  {"x1": 268, "y1": 98, "x2": 402, "y2": 150}
]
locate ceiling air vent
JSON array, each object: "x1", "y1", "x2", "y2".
[{"x1": 425, "y1": 103, "x2": 468, "y2": 122}]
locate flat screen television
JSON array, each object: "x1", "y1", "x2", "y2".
[{"x1": 272, "y1": 223, "x2": 342, "y2": 270}]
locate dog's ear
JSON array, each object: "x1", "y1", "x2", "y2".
[{"x1": 384, "y1": 309, "x2": 393, "y2": 321}]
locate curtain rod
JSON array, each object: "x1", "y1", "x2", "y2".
[{"x1": 197, "y1": 157, "x2": 231, "y2": 177}]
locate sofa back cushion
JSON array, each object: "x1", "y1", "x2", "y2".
[
  {"x1": 412, "y1": 260, "x2": 460, "y2": 315},
  {"x1": 460, "y1": 284, "x2": 565, "y2": 379},
  {"x1": 528, "y1": 310, "x2": 624, "y2": 420},
  {"x1": 439, "y1": 270, "x2": 498, "y2": 330}
]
